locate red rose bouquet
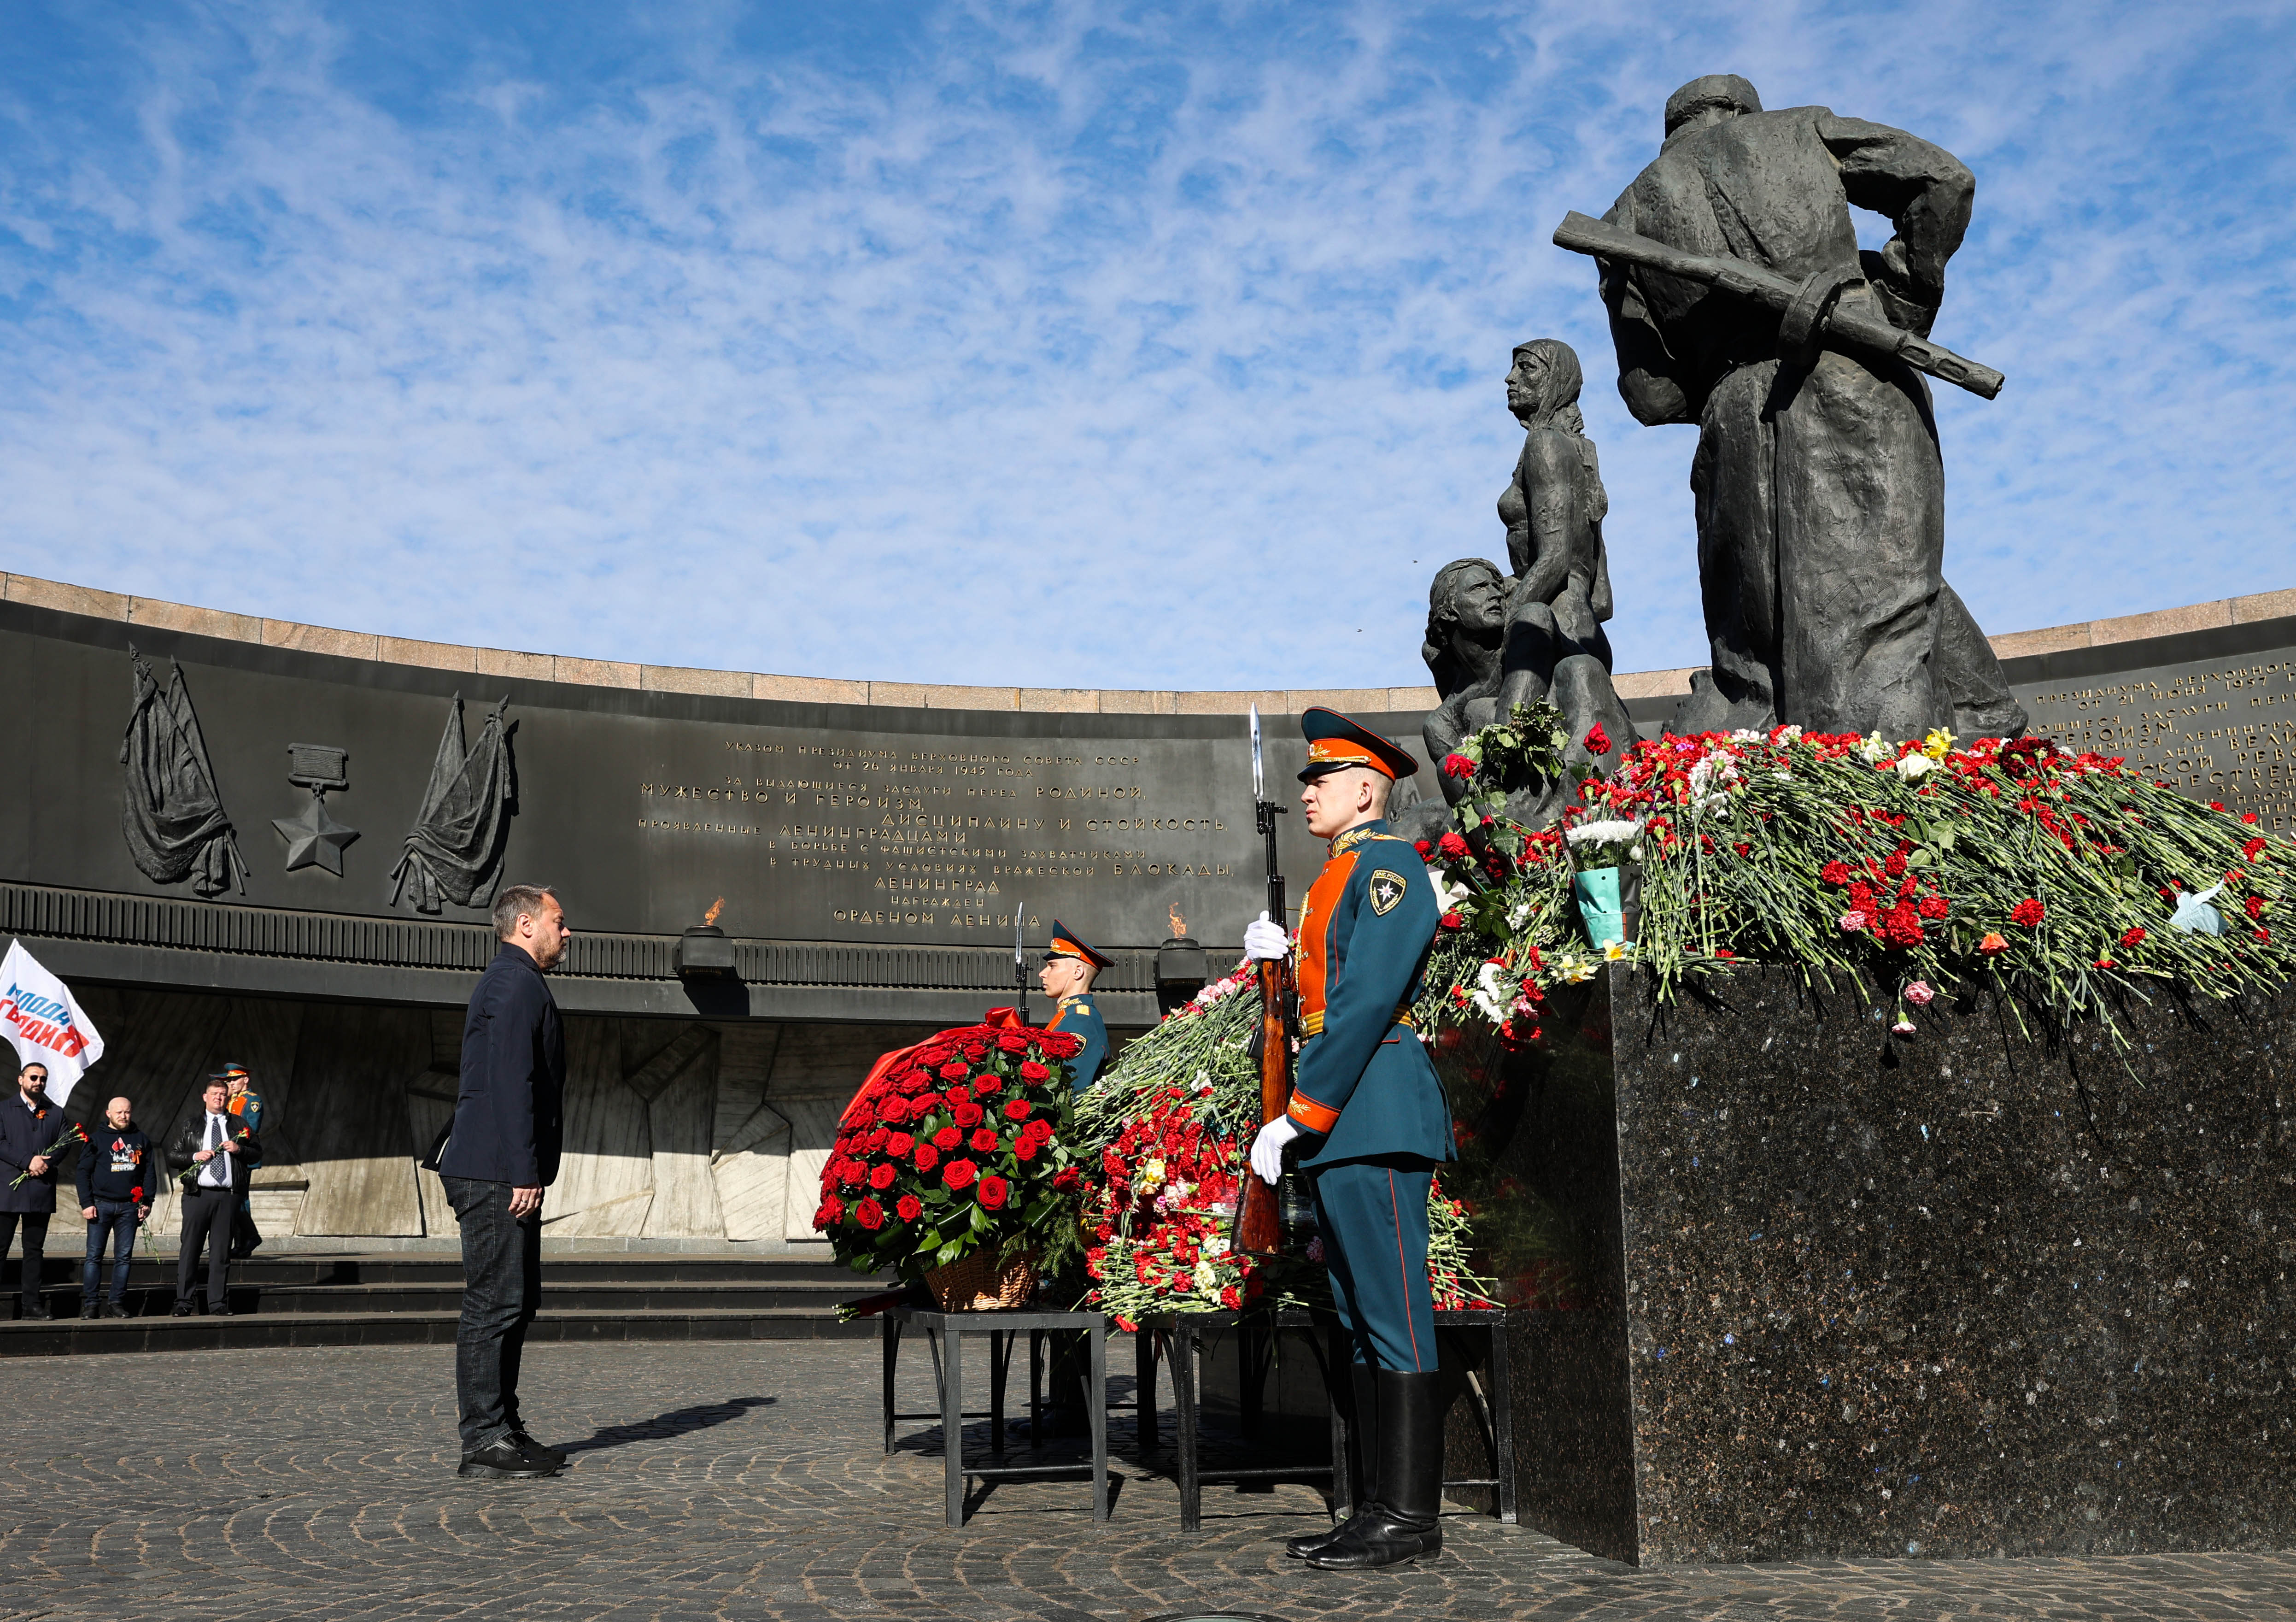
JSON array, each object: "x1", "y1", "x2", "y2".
[{"x1": 814, "y1": 1010, "x2": 1086, "y2": 1285}]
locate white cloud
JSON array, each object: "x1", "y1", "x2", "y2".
[{"x1": 0, "y1": 0, "x2": 2289, "y2": 691}]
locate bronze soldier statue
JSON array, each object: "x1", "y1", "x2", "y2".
[{"x1": 1588, "y1": 74, "x2": 2026, "y2": 741}]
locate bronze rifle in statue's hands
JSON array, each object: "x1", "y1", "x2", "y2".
[{"x1": 1552, "y1": 211, "x2": 2005, "y2": 400}]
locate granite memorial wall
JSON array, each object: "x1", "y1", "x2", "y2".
[{"x1": 3, "y1": 577, "x2": 2291, "y2": 1255}]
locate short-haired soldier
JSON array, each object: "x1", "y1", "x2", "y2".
[
  {"x1": 1243, "y1": 709, "x2": 1453, "y2": 1570},
  {"x1": 437, "y1": 883, "x2": 571, "y2": 1479}
]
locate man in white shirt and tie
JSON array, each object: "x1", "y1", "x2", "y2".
[{"x1": 167, "y1": 1075, "x2": 258, "y2": 1316}]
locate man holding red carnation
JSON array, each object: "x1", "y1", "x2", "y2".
[{"x1": 1245, "y1": 709, "x2": 1452, "y2": 1570}]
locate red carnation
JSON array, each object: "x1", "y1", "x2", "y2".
[
  {"x1": 932, "y1": 1126, "x2": 961, "y2": 1151},
  {"x1": 2247, "y1": 894, "x2": 2266, "y2": 921},
  {"x1": 868, "y1": 1162, "x2": 896, "y2": 1191},
  {"x1": 955, "y1": 1101, "x2": 985, "y2": 1128},
  {"x1": 1437, "y1": 830, "x2": 1470, "y2": 860},
  {"x1": 813, "y1": 1195, "x2": 844, "y2": 1229},
  {"x1": 1019, "y1": 1060, "x2": 1051, "y2": 1081},
  {"x1": 2010, "y1": 898, "x2": 2045, "y2": 928},
  {"x1": 896, "y1": 1194, "x2": 923, "y2": 1222},
  {"x1": 977, "y1": 1175, "x2": 1010, "y2": 1210},
  {"x1": 854, "y1": 1197, "x2": 885, "y2": 1230},
  {"x1": 943, "y1": 1158, "x2": 978, "y2": 1190},
  {"x1": 2120, "y1": 927, "x2": 2146, "y2": 948},
  {"x1": 2259, "y1": 929, "x2": 2274, "y2": 945},
  {"x1": 937, "y1": 1061, "x2": 968, "y2": 1080},
  {"x1": 1916, "y1": 894, "x2": 1949, "y2": 920},
  {"x1": 970, "y1": 1128, "x2": 1000, "y2": 1153},
  {"x1": 1002, "y1": 1097, "x2": 1032, "y2": 1120},
  {"x1": 1582, "y1": 724, "x2": 1612, "y2": 756},
  {"x1": 1052, "y1": 1166, "x2": 1082, "y2": 1192},
  {"x1": 2243, "y1": 837, "x2": 2268, "y2": 861},
  {"x1": 885, "y1": 1132, "x2": 914, "y2": 1157},
  {"x1": 914, "y1": 1143, "x2": 940, "y2": 1173},
  {"x1": 1880, "y1": 905, "x2": 1924, "y2": 949},
  {"x1": 1442, "y1": 752, "x2": 1476, "y2": 780},
  {"x1": 1440, "y1": 910, "x2": 1464, "y2": 930}
]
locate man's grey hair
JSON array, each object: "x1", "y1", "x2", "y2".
[{"x1": 493, "y1": 884, "x2": 560, "y2": 940}]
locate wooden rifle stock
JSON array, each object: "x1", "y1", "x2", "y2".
[{"x1": 1233, "y1": 952, "x2": 1291, "y2": 1258}]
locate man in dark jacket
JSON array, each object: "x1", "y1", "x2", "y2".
[
  {"x1": 0, "y1": 1061, "x2": 74, "y2": 1320},
  {"x1": 439, "y1": 883, "x2": 570, "y2": 1479},
  {"x1": 76, "y1": 1095, "x2": 154, "y2": 1318},
  {"x1": 167, "y1": 1075, "x2": 259, "y2": 1316}
]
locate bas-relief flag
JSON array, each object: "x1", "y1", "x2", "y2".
[{"x1": 0, "y1": 940, "x2": 105, "y2": 1107}]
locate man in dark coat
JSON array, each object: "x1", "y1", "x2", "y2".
[
  {"x1": 0, "y1": 1061, "x2": 74, "y2": 1320},
  {"x1": 1597, "y1": 74, "x2": 2026, "y2": 742},
  {"x1": 438, "y1": 883, "x2": 570, "y2": 1479},
  {"x1": 167, "y1": 1075, "x2": 260, "y2": 1316}
]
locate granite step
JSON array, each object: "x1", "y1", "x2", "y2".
[{"x1": 0, "y1": 1307, "x2": 881, "y2": 1357}]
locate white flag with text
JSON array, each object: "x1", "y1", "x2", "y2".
[{"x1": 1, "y1": 940, "x2": 105, "y2": 1106}]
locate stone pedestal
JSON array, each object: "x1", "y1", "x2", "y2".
[{"x1": 1443, "y1": 964, "x2": 2296, "y2": 1564}]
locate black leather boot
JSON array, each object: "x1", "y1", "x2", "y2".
[
  {"x1": 1305, "y1": 1369, "x2": 1444, "y2": 1569},
  {"x1": 1286, "y1": 1362, "x2": 1380, "y2": 1558}
]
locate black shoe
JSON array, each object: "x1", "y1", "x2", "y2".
[
  {"x1": 171, "y1": 1302, "x2": 195, "y2": 1317},
  {"x1": 508, "y1": 1431, "x2": 568, "y2": 1469},
  {"x1": 459, "y1": 1439, "x2": 558, "y2": 1479},
  {"x1": 80, "y1": 1303, "x2": 99, "y2": 1320},
  {"x1": 20, "y1": 1303, "x2": 51, "y2": 1320},
  {"x1": 1289, "y1": 1363, "x2": 1382, "y2": 1559},
  {"x1": 1305, "y1": 1370, "x2": 1445, "y2": 1571},
  {"x1": 105, "y1": 1303, "x2": 132, "y2": 1319},
  {"x1": 210, "y1": 1304, "x2": 234, "y2": 1317}
]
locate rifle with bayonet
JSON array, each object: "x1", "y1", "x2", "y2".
[
  {"x1": 1552, "y1": 210, "x2": 2006, "y2": 401},
  {"x1": 1232, "y1": 703, "x2": 1292, "y2": 1261},
  {"x1": 1012, "y1": 897, "x2": 1027, "y2": 1025}
]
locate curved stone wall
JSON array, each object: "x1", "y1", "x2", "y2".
[{"x1": 4, "y1": 570, "x2": 2290, "y2": 1247}]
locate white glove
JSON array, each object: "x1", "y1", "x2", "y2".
[
  {"x1": 1249, "y1": 1116, "x2": 1305, "y2": 1184},
  {"x1": 1243, "y1": 911, "x2": 1290, "y2": 962}
]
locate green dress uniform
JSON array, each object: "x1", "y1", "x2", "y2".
[
  {"x1": 1043, "y1": 920, "x2": 1112, "y2": 1094},
  {"x1": 1277, "y1": 708, "x2": 1452, "y2": 1572}
]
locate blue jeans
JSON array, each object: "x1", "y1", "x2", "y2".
[
  {"x1": 83, "y1": 1200, "x2": 139, "y2": 1304},
  {"x1": 445, "y1": 1176, "x2": 542, "y2": 1453}
]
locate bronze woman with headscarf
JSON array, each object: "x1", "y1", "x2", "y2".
[{"x1": 1493, "y1": 338, "x2": 1617, "y2": 715}]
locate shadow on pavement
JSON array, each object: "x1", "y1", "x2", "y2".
[{"x1": 559, "y1": 1394, "x2": 777, "y2": 1456}]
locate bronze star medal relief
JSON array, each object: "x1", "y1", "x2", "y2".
[{"x1": 273, "y1": 742, "x2": 359, "y2": 876}]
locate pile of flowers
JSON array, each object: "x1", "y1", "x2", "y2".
[
  {"x1": 814, "y1": 1015, "x2": 1087, "y2": 1280},
  {"x1": 1069, "y1": 965, "x2": 1496, "y2": 1327},
  {"x1": 1420, "y1": 705, "x2": 2294, "y2": 1045}
]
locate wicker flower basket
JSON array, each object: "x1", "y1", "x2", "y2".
[{"x1": 924, "y1": 1248, "x2": 1040, "y2": 1311}]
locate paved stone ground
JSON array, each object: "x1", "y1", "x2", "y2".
[{"x1": 6, "y1": 1339, "x2": 2296, "y2": 1622}]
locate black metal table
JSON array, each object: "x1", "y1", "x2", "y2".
[
  {"x1": 1328, "y1": 1308, "x2": 1517, "y2": 1526},
  {"x1": 882, "y1": 1305, "x2": 1109, "y2": 1528},
  {"x1": 1136, "y1": 1306, "x2": 1517, "y2": 1532}
]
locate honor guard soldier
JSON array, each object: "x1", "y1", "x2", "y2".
[
  {"x1": 1039, "y1": 921, "x2": 1112, "y2": 1093},
  {"x1": 1244, "y1": 708, "x2": 1451, "y2": 1569}
]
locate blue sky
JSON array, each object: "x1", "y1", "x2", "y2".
[{"x1": 1, "y1": 1, "x2": 2290, "y2": 691}]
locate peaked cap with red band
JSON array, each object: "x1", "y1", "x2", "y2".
[
  {"x1": 1297, "y1": 707, "x2": 1420, "y2": 783},
  {"x1": 1045, "y1": 920, "x2": 1113, "y2": 971}
]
